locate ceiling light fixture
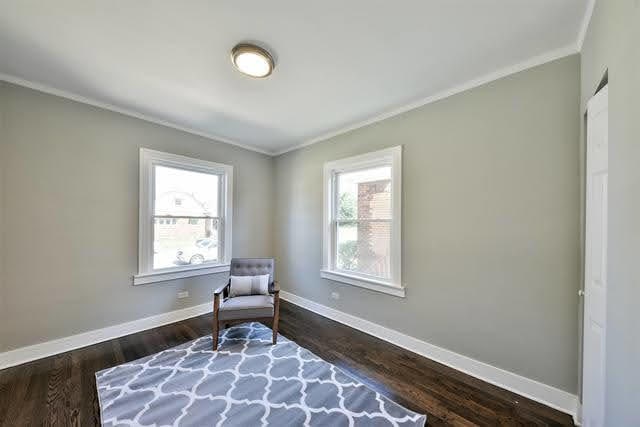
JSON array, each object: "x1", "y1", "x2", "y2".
[{"x1": 231, "y1": 43, "x2": 275, "y2": 78}]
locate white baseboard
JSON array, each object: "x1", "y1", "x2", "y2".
[
  {"x1": 280, "y1": 290, "x2": 579, "y2": 418},
  {"x1": 0, "y1": 291, "x2": 579, "y2": 419},
  {"x1": 0, "y1": 303, "x2": 211, "y2": 370}
]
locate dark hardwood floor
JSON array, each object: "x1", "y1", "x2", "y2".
[{"x1": 0, "y1": 300, "x2": 574, "y2": 426}]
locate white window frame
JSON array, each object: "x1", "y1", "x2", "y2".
[
  {"x1": 321, "y1": 146, "x2": 404, "y2": 297},
  {"x1": 133, "y1": 148, "x2": 233, "y2": 285}
]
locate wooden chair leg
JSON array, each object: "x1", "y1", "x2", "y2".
[
  {"x1": 213, "y1": 294, "x2": 220, "y2": 351},
  {"x1": 272, "y1": 293, "x2": 280, "y2": 345},
  {"x1": 213, "y1": 320, "x2": 219, "y2": 351},
  {"x1": 272, "y1": 318, "x2": 278, "y2": 345}
]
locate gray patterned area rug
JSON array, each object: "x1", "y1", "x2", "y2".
[{"x1": 96, "y1": 322, "x2": 426, "y2": 426}]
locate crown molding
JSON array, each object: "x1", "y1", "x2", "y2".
[
  {"x1": 576, "y1": 0, "x2": 596, "y2": 52},
  {"x1": 2, "y1": 40, "x2": 581, "y2": 159},
  {"x1": 272, "y1": 44, "x2": 579, "y2": 156},
  {"x1": 0, "y1": 73, "x2": 273, "y2": 156}
]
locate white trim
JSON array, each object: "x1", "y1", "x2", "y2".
[
  {"x1": 272, "y1": 44, "x2": 578, "y2": 156},
  {"x1": 322, "y1": 146, "x2": 402, "y2": 294},
  {"x1": 574, "y1": 402, "x2": 583, "y2": 426},
  {"x1": 133, "y1": 263, "x2": 230, "y2": 285},
  {"x1": 137, "y1": 149, "x2": 233, "y2": 283},
  {"x1": 280, "y1": 290, "x2": 579, "y2": 418},
  {"x1": 0, "y1": 302, "x2": 211, "y2": 370},
  {"x1": 390, "y1": 146, "x2": 402, "y2": 287},
  {"x1": 576, "y1": 0, "x2": 597, "y2": 51},
  {"x1": 0, "y1": 73, "x2": 272, "y2": 156},
  {"x1": 320, "y1": 270, "x2": 405, "y2": 297}
]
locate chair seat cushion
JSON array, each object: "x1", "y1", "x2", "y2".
[{"x1": 218, "y1": 295, "x2": 274, "y2": 321}]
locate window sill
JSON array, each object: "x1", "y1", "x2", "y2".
[
  {"x1": 320, "y1": 270, "x2": 405, "y2": 298},
  {"x1": 133, "y1": 263, "x2": 231, "y2": 285}
]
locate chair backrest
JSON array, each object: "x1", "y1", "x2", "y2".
[{"x1": 229, "y1": 258, "x2": 274, "y2": 285}]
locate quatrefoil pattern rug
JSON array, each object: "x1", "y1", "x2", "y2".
[{"x1": 96, "y1": 322, "x2": 426, "y2": 426}]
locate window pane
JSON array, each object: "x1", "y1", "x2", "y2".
[
  {"x1": 337, "y1": 220, "x2": 391, "y2": 279},
  {"x1": 337, "y1": 166, "x2": 391, "y2": 220},
  {"x1": 153, "y1": 217, "x2": 220, "y2": 269},
  {"x1": 154, "y1": 165, "x2": 219, "y2": 217}
]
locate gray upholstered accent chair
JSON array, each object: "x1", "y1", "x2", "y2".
[{"x1": 212, "y1": 258, "x2": 279, "y2": 350}]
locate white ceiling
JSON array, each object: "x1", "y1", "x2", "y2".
[{"x1": 0, "y1": 1, "x2": 589, "y2": 155}]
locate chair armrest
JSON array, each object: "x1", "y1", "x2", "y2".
[
  {"x1": 271, "y1": 281, "x2": 280, "y2": 294},
  {"x1": 213, "y1": 283, "x2": 229, "y2": 315},
  {"x1": 214, "y1": 283, "x2": 229, "y2": 296}
]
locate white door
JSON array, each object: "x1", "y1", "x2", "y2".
[{"x1": 582, "y1": 85, "x2": 608, "y2": 427}]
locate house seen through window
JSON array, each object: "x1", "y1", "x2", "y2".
[
  {"x1": 336, "y1": 166, "x2": 392, "y2": 278},
  {"x1": 153, "y1": 166, "x2": 220, "y2": 268}
]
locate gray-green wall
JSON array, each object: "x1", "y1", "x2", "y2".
[
  {"x1": 581, "y1": 1, "x2": 640, "y2": 424},
  {"x1": 0, "y1": 52, "x2": 590, "y2": 398},
  {"x1": 0, "y1": 82, "x2": 275, "y2": 351},
  {"x1": 274, "y1": 55, "x2": 581, "y2": 392}
]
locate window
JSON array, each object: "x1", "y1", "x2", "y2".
[
  {"x1": 134, "y1": 149, "x2": 233, "y2": 285},
  {"x1": 322, "y1": 146, "x2": 403, "y2": 297}
]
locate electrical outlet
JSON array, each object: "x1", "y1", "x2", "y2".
[
  {"x1": 177, "y1": 291, "x2": 189, "y2": 299},
  {"x1": 331, "y1": 291, "x2": 340, "y2": 300}
]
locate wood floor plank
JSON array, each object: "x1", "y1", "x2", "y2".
[
  {"x1": 44, "y1": 352, "x2": 72, "y2": 426},
  {"x1": 0, "y1": 300, "x2": 575, "y2": 426}
]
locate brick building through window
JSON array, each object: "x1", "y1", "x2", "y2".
[{"x1": 356, "y1": 180, "x2": 391, "y2": 278}]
